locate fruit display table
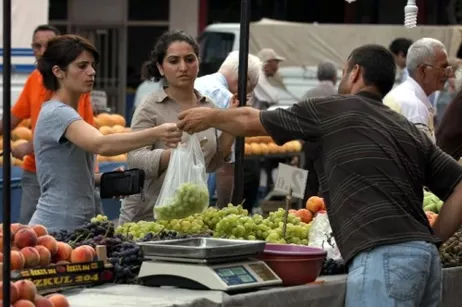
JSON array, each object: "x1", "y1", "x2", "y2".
[
  {"x1": 58, "y1": 266, "x2": 462, "y2": 307},
  {"x1": 63, "y1": 267, "x2": 462, "y2": 307}
]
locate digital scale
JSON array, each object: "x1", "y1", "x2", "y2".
[{"x1": 137, "y1": 238, "x2": 283, "y2": 292}]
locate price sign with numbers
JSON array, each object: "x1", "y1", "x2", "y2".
[{"x1": 274, "y1": 163, "x2": 308, "y2": 199}]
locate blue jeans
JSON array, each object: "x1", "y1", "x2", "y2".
[
  {"x1": 345, "y1": 241, "x2": 441, "y2": 307},
  {"x1": 207, "y1": 172, "x2": 217, "y2": 202}
]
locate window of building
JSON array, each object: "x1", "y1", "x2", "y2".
[
  {"x1": 49, "y1": 0, "x2": 68, "y2": 20},
  {"x1": 127, "y1": 26, "x2": 168, "y2": 88},
  {"x1": 128, "y1": 0, "x2": 169, "y2": 21}
]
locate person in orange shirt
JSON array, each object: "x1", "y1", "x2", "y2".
[{"x1": 0, "y1": 25, "x2": 99, "y2": 224}]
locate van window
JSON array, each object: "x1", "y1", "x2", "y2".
[{"x1": 199, "y1": 32, "x2": 235, "y2": 76}]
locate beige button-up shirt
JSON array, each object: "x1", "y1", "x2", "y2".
[{"x1": 119, "y1": 88, "x2": 225, "y2": 224}]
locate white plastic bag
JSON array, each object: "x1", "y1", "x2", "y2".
[
  {"x1": 308, "y1": 211, "x2": 343, "y2": 262},
  {"x1": 154, "y1": 134, "x2": 209, "y2": 220}
]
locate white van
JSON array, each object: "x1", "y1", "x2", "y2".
[
  {"x1": 198, "y1": 19, "x2": 462, "y2": 108},
  {"x1": 198, "y1": 22, "x2": 322, "y2": 107}
]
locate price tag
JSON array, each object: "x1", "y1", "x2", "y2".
[
  {"x1": 274, "y1": 163, "x2": 308, "y2": 199},
  {"x1": 91, "y1": 90, "x2": 108, "y2": 111}
]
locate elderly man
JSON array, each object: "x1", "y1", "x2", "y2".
[
  {"x1": 195, "y1": 51, "x2": 261, "y2": 207},
  {"x1": 253, "y1": 48, "x2": 285, "y2": 110},
  {"x1": 302, "y1": 61, "x2": 338, "y2": 99},
  {"x1": 177, "y1": 43, "x2": 462, "y2": 307},
  {"x1": 383, "y1": 38, "x2": 453, "y2": 142}
]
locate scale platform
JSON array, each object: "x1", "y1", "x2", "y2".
[{"x1": 137, "y1": 238, "x2": 283, "y2": 292}]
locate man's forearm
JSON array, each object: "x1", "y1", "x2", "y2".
[
  {"x1": 208, "y1": 107, "x2": 267, "y2": 137},
  {"x1": 432, "y1": 182, "x2": 462, "y2": 241}
]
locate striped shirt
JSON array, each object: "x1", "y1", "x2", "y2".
[{"x1": 260, "y1": 91, "x2": 462, "y2": 263}]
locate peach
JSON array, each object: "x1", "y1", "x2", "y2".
[
  {"x1": 31, "y1": 225, "x2": 48, "y2": 238},
  {"x1": 14, "y1": 229, "x2": 37, "y2": 249},
  {"x1": 34, "y1": 295, "x2": 53, "y2": 307},
  {"x1": 70, "y1": 246, "x2": 93, "y2": 263},
  {"x1": 20, "y1": 247, "x2": 40, "y2": 268},
  {"x1": 10, "y1": 224, "x2": 21, "y2": 234},
  {"x1": 34, "y1": 245, "x2": 51, "y2": 267},
  {"x1": 54, "y1": 242, "x2": 72, "y2": 262},
  {"x1": 0, "y1": 252, "x2": 3, "y2": 262},
  {"x1": 12, "y1": 226, "x2": 31, "y2": 236},
  {"x1": 10, "y1": 251, "x2": 25, "y2": 271},
  {"x1": 306, "y1": 196, "x2": 326, "y2": 214},
  {"x1": 46, "y1": 294, "x2": 70, "y2": 307},
  {"x1": 12, "y1": 300, "x2": 34, "y2": 307},
  {"x1": 37, "y1": 235, "x2": 58, "y2": 256},
  {"x1": 80, "y1": 245, "x2": 96, "y2": 260},
  {"x1": 56, "y1": 260, "x2": 70, "y2": 265},
  {"x1": 14, "y1": 280, "x2": 36, "y2": 302},
  {"x1": 0, "y1": 281, "x2": 19, "y2": 303}
]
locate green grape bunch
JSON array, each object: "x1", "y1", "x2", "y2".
[{"x1": 155, "y1": 182, "x2": 209, "y2": 220}]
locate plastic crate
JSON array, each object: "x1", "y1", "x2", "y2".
[{"x1": 0, "y1": 166, "x2": 24, "y2": 223}]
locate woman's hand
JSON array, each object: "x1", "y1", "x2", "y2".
[{"x1": 154, "y1": 123, "x2": 182, "y2": 148}]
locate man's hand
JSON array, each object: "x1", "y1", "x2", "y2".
[
  {"x1": 12, "y1": 141, "x2": 33, "y2": 159},
  {"x1": 230, "y1": 94, "x2": 239, "y2": 108},
  {"x1": 177, "y1": 107, "x2": 216, "y2": 134}
]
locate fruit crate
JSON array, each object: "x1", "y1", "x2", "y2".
[{"x1": 8, "y1": 245, "x2": 114, "y2": 294}]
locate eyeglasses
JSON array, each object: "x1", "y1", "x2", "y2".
[{"x1": 423, "y1": 64, "x2": 453, "y2": 75}]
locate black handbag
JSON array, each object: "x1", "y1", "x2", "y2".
[{"x1": 100, "y1": 168, "x2": 145, "y2": 200}]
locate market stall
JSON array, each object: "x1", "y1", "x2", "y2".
[{"x1": 61, "y1": 268, "x2": 462, "y2": 307}]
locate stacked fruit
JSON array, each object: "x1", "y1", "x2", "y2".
[
  {"x1": 93, "y1": 113, "x2": 131, "y2": 163},
  {"x1": 116, "y1": 204, "x2": 313, "y2": 245},
  {"x1": 0, "y1": 119, "x2": 33, "y2": 167},
  {"x1": 244, "y1": 136, "x2": 302, "y2": 156},
  {"x1": 439, "y1": 228, "x2": 462, "y2": 268},
  {"x1": 0, "y1": 280, "x2": 69, "y2": 307},
  {"x1": 52, "y1": 215, "x2": 143, "y2": 283},
  {"x1": 423, "y1": 190, "x2": 443, "y2": 213},
  {"x1": 1, "y1": 223, "x2": 99, "y2": 270}
]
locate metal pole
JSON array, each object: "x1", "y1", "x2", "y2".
[
  {"x1": 2, "y1": 0, "x2": 12, "y2": 303},
  {"x1": 232, "y1": 0, "x2": 251, "y2": 205}
]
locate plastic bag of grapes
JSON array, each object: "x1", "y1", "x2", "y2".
[{"x1": 154, "y1": 134, "x2": 209, "y2": 220}]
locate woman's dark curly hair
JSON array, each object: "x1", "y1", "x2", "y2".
[{"x1": 143, "y1": 30, "x2": 200, "y2": 82}]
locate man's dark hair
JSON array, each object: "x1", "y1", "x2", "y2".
[
  {"x1": 346, "y1": 44, "x2": 396, "y2": 97},
  {"x1": 389, "y1": 38, "x2": 413, "y2": 57},
  {"x1": 33, "y1": 24, "x2": 61, "y2": 36}
]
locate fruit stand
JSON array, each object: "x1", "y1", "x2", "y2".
[{"x1": 1, "y1": 193, "x2": 461, "y2": 306}]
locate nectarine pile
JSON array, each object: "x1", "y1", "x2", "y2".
[
  {"x1": 244, "y1": 136, "x2": 302, "y2": 156},
  {"x1": 0, "y1": 223, "x2": 97, "y2": 271},
  {"x1": 93, "y1": 112, "x2": 130, "y2": 163},
  {"x1": 0, "y1": 120, "x2": 33, "y2": 168},
  {"x1": 0, "y1": 280, "x2": 70, "y2": 307}
]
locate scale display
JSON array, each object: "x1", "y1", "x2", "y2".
[{"x1": 214, "y1": 266, "x2": 257, "y2": 286}]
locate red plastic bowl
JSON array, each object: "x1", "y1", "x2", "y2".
[{"x1": 258, "y1": 244, "x2": 327, "y2": 286}]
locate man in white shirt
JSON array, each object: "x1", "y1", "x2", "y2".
[
  {"x1": 195, "y1": 51, "x2": 261, "y2": 207},
  {"x1": 253, "y1": 48, "x2": 285, "y2": 110},
  {"x1": 383, "y1": 38, "x2": 453, "y2": 142}
]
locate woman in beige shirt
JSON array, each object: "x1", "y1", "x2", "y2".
[{"x1": 119, "y1": 30, "x2": 235, "y2": 224}]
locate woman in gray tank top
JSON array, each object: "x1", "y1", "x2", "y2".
[{"x1": 29, "y1": 35, "x2": 182, "y2": 233}]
